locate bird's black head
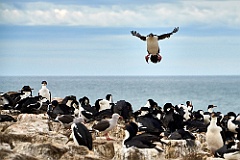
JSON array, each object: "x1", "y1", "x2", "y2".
[
  {"x1": 150, "y1": 55, "x2": 159, "y2": 63},
  {"x1": 125, "y1": 122, "x2": 138, "y2": 137},
  {"x1": 41, "y1": 81, "x2": 47, "y2": 85},
  {"x1": 150, "y1": 55, "x2": 162, "y2": 63},
  {"x1": 21, "y1": 86, "x2": 33, "y2": 92},
  {"x1": 148, "y1": 99, "x2": 158, "y2": 108},
  {"x1": 163, "y1": 103, "x2": 174, "y2": 113},
  {"x1": 79, "y1": 96, "x2": 90, "y2": 105},
  {"x1": 51, "y1": 100, "x2": 58, "y2": 107},
  {"x1": 208, "y1": 104, "x2": 217, "y2": 109}
]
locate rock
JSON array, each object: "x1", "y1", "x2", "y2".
[
  {"x1": 164, "y1": 139, "x2": 200, "y2": 159},
  {"x1": 0, "y1": 148, "x2": 38, "y2": 160},
  {"x1": 120, "y1": 147, "x2": 164, "y2": 160},
  {"x1": 0, "y1": 112, "x2": 229, "y2": 160},
  {"x1": 94, "y1": 141, "x2": 115, "y2": 159},
  {"x1": 13, "y1": 142, "x2": 68, "y2": 160}
]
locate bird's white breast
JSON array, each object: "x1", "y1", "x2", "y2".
[
  {"x1": 146, "y1": 36, "x2": 159, "y2": 55},
  {"x1": 206, "y1": 118, "x2": 223, "y2": 152},
  {"x1": 39, "y1": 86, "x2": 50, "y2": 101}
]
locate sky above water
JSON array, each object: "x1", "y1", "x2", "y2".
[{"x1": 0, "y1": 0, "x2": 240, "y2": 76}]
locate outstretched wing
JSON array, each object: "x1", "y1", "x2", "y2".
[
  {"x1": 131, "y1": 31, "x2": 146, "y2": 41},
  {"x1": 158, "y1": 27, "x2": 179, "y2": 40},
  {"x1": 172, "y1": 27, "x2": 179, "y2": 34}
]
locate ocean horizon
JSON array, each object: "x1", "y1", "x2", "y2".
[{"x1": 1, "y1": 75, "x2": 240, "y2": 114}]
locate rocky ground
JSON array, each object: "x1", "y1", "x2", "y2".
[{"x1": 0, "y1": 112, "x2": 231, "y2": 160}]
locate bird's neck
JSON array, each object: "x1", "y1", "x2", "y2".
[
  {"x1": 123, "y1": 130, "x2": 130, "y2": 141},
  {"x1": 110, "y1": 118, "x2": 118, "y2": 125},
  {"x1": 208, "y1": 108, "x2": 214, "y2": 113},
  {"x1": 210, "y1": 117, "x2": 217, "y2": 126},
  {"x1": 123, "y1": 130, "x2": 133, "y2": 144},
  {"x1": 41, "y1": 85, "x2": 47, "y2": 89}
]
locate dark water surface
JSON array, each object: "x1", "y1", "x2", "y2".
[{"x1": 1, "y1": 76, "x2": 240, "y2": 114}]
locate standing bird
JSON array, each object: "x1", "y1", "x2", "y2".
[
  {"x1": 92, "y1": 113, "x2": 121, "y2": 140},
  {"x1": 226, "y1": 112, "x2": 240, "y2": 140},
  {"x1": 206, "y1": 112, "x2": 224, "y2": 154},
  {"x1": 131, "y1": 27, "x2": 179, "y2": 64},
  {"x1": 67, "y1": 118, "x2": 93, "y2": 150},
  {"x1": 227, "y1": 112, "x2": 240, "y2": 133},
  {"x1": 199, "y1": 105, "x2": 217, "y2": 125},
  {"x1": 186, "y1": 101, "x2": 193, "y2": 112},
  {"x1": 38, "y1": 81, "x2": 51, "y2": 102}
]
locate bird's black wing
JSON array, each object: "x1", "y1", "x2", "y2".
[
  {"x1": 131, "y1": 31, "x2": 146, "y2": 41},
  {"x1": 56, "y1": 115, "x2": 74, "y2": 124},
  {"x1": 132, "y1": 133, "x2": 160, "y2": 142},
  {"x1": 157, "y1": 27, "x2": 179, "y2": 40},
  {"x1": 74, "y1": 123, "x2": 93, "y2": 150},
  {"x1": 94, "y1": 109, "x2": 112, "y2": 121},
  {"x1": 92, "y1": 119, "x2": 110, "y2": 131},
  {"x1": 125, "y1": 138, "x2": 155, "y2": 148}
]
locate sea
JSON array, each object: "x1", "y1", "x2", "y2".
[{"x1": 0, "y1": 76, "x2": 240, "y2": 114}]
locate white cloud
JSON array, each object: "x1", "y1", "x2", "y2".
[{"x1": 0, "y1": 1, "x2": 239, "y2": 28}]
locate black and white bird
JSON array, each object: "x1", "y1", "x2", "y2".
[
  {"x1": 61, "y1": 95, "x2": 79, "y2": 111},
  {"x1": 206, "y1": 112, "x2": 224, "y2": 154},
  {"x1": 214, "y1": 140, "x2": 240, "y2": 159},
  {"x1": 227, "y1": 112, "x2": 240, "y2": 133},
  {"x1": 67, "y1": 118, "x2": 93, "y2": 150},
  {"x1": 78, "y1": 96, "x2": 97, "y2": 122},
  {"x1": 38, "y1": 81, "x2": 51, "y2": 102},
  {"x1": 134, "y1": 107, "x2": 165, "y2": 136},
  {"x1": 143, "y1": 99, "x2": 163, "y2": 120},
  {"x1": 92, "y1": 113, "x2": 121, "y2": 140},
  {"x1": 20, "y1": 86, "x2": 33, "y2": 99},
  {"x1": 226, "y1": 112, "x2": 240, "y2": 141},
  {"x1": 15, "y1": 95, "x2": 48, "y2": 113},
  {"x1": 0, "y1": 91, "x2": 29, "y2": 109},
  {"x1": 123, "y1": 122, "x2": 164, "y2": 152},
  {"x1": 176, "y1": 104, "x2": 191, "y2": 122},
  {"x1": 0, "y1": 87, "x2": 33, "y2": 109},
  {"x1": 131, "y1": 27, "x2": 179, "y2": 64},
  {"x1": 186, "y1": 101, "x2": 193, "y2": 112},
  {"x1": 47, "y1": 97, "x2": 77, "y2": 120},
  {"x1": 95, "y1": 94, "x2": 114, "y2": 112},
  {"x1": 185, "y1": 112, "x2": 208, "y2": 133},
  {"x1": 201, "y1": 105, "x2": 217, "y2": 125},
  {"x1": 144, "y1": 99, "x2": 158, "y2": 108},
  {"x1": 93, "y1": 94, "x2": 115, "y2": 121},
  {"x1": 162, "y1": 103, "x2": 184, "y2": 133}
]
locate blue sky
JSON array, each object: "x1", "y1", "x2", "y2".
[{"x1": 0, "y1": 0, "x2": 240, "y2": 76}]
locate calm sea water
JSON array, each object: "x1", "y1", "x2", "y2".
[{"x1": 0, "y1": 76, "x2": 240, "y2": 114}]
